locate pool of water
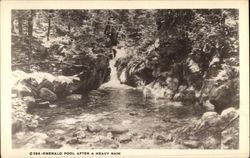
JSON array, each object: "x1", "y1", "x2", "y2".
[{"x1": 13, "y1": 87, "x2": 202, "y2": 149}]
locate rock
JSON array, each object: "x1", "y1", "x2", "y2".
[
  {"x1": 36, "y1": 101, "x2": 50, "y2": 108},
  {"x1": 220, "y1": 108, "x2": 238, "y2": 122},
  {"x1": 26, "y1": 119, "x2": 39, "y2": 131},
  {"x1": 203, "y1": 136, "x2": 220, "y2": 149},
  {"x1": 138, "y1": 133, "x2": 147, "y2": 139},
  {"x1": 12, "y1": 120, "x2": 23, "y2": 134},
  {"x1": 39, "y1": 79, "x2": 54, "y2": 90},
  {"x1": 72, "y1": 131, "x2": 86, "y2": 139},
  {"x1": 183, "y1": 87, "x2": 196, "y2": 101},
  {"x1": 99, "y1": 137, "x2": 119, "y2": 148},
  {"x1": 39, "y1": 88, "x2": 57, "y2": 101},
  {"x1": 201, "y1": 79, "x2": 239, "y2": 114},
  {"x1": 67, "y1": 138, "x2": 80, "y2": 144},
  {"x1": 188, "y1": 136, "x2": 199, "y2": 141},
  {"x1": 201, "y1": 112, "x2": 222, "y2": 127},
  {"x1": 178, "y1": 85, "x2": 187, "y2": 92},
  {"x1": 12, "y1": 84, "x2": 33, "y2": 97},
  {"x1": 154, "y1": 134, "x2": 167, "y2": 144},
  {"x1": 129, "y1": 111, "x2": 138, "y2": 116},
  {"x1": 222, "y1": 136, "x2": 233, "y2": 145},
  {"x1": 65, "y1": 94, "x2": 82, "y2": 102},
  {"x1": 182, "y1": 140, "x2": 200, "y2": 148},
  {"x1": 23, "y1": 96, "x2": 36, "y2": 108},
  {"x1": 45, "y1": 139, "x2": 63, "y2": 148},
  {"x1": 59, "y1": 137, "x2": 65, "y2": 141},
  {"x1": 87, "y1": 124, "x2": 102, "y2": 133},
  {"x1": 173, "y1": 93, "x2": 183, "y2": 101},
  {"x1": 53, "y1": 81, "x2": 68, "y2": 97},
  {"x1": 166, "y1": 77, "x2": 179, "y2": 91},
  {"x1": 118, "y1": 134, "x2": 132, "y2": 143},
  {"x1": 108, "y1": 125, "x2": 129, "y2": 134},
  {"x1": 49, "y1": 104, "x2": 57, "y2": 108},
  {"x1": 203, "y1": 100, "x2": 215, "y2": 112}
]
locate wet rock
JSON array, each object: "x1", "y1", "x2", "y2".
[
  {"x1": 49, "y1": 104, "x2": 57, "y2": 108},
  {"x1": 108, "y1": 125, "x2": 129, "y2": 134},
  {"x1": 99, "y1": 137, "x2": 119, "y2": 148},
  {"x1": 39, "y1": 88, "x2": 57, "y2": 101},
  {"x1": 201, "y1": 112, "x2": 222, "y2": 127},
  {"x1": 45, "y1": 139, "x2": 63, "y2": 148},
  {"x1": 67, "y1": 138, "x2": 80, "y2": 144},
  {"x1": 118, "y1": 134, "x2": 132, "y2": 143},
  {"x1": 59, "y1": 137, "x2": 65, "y2": 141},
  {"x1": 66, "y1": 94, "x2": 82, "y2": 102},
  {"x1": 72, "y1": 131, "x2": 86, "y2": 139},
  {"x1": 36, "y1": 101, "x2": 50, "y2": 108},
  {"x1": 154, "y1": 134, "x2": 167, "y2": 144},
  {"x1": 109, "y1": 144, "x2": 119, "y2": 149},
  {"x1": 23, "y1": 96, "x2": 36, "y2": 108},
  {"x1": 182, "y1": 140, "x2": 201, "y2": 148},
  {"x1": 129, "y1": 111, "x2": 138, "y2": 116},
  {"x1": 87, "y1": 124, "x2": 102, "y2": 133},
  {"x1": 203, "y1": 136, "x2": 220, "y2": 149}
]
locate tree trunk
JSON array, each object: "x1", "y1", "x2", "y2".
[
  {"x1": 11, "y1": 16, "x2": 15, "y2": 33},
  {"x1": 47, "y1": 15, "x2": 51, "y2": 41},
  {"x1": 17, "y1": 16, "x2": 23, "y2": 35},
  {"x1": 28, "y1": 10, "x2": 35, "y2": 37},
  {"x1": 28, "y1": 10, "x2": 35, "y2": 58}
]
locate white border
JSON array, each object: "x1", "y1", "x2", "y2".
[{"x1": 1, "y1": 1, "x2": 249, "y2": 158}]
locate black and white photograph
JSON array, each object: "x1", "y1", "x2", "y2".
[{"x1": 1, "y1": 0, "x2": 249, "y2": 158}]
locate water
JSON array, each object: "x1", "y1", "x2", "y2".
[
  {"x1": 12, "y1": 47, "x2": 201, "y2": 149},
  {"x1": 101, "y1": 47, "x2": 130, "y2": 89}
]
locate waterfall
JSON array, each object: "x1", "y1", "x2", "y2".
[{"x1": 100, "y1": 47, "x2": 130, "y2": 89}]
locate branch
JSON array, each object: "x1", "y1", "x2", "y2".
[{"x1": 12, "y1": 61, "x2": 88, "y2": 68}]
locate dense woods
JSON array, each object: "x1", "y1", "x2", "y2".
[{"x1": 12, "y1": 9, "x2": 239, "y2": 149}]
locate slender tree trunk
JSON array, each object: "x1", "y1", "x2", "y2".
[
  {"x1": 11, "y1": 15, "x2": 15, "y2": 33},
  {"x1": 28, "y1": 10, "x2": 35, "y2": 37},
  {"x1": 47, "y1": 16, "x2": 51, "y2": 41},
  {"x1": 28, "y1": 10, "x2": 35, "y2": 59},
  {"x1": 17, "y1": 16, "x2": 23, "y2": 35}
]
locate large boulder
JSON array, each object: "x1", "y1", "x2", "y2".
[
  {"x1": 39, "y1": 88, "x2": 57, "y2": 101},
  {"x1": 23, "y1": 96, "x2": 36, "y2": 108},
  {"x1": 201, "y1": 112, "x2": 222, "y2": 127},
  {"x1": 201, "y1": 79, "x2": 239, "y2": 114}
]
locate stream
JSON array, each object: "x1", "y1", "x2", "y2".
[{"x1": 12, "y1": 47, "x2": 201, "y2": 149}]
